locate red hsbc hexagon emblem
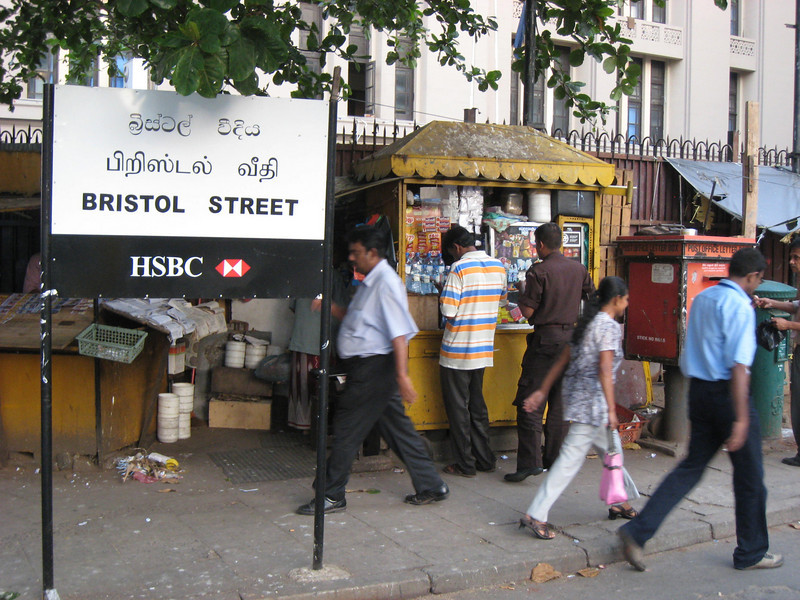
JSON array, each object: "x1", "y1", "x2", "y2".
[{"x1": 216, "y1": 259, "x2": 251, "y2": 278}]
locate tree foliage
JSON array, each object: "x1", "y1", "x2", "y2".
[{"x1": 0, "y1": 0, "x2": 727, "y2": 123}]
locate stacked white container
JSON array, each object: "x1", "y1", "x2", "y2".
[
  {"x1": 172, "y1": 382, "x2": 194, "y2": 440},
  {"x1": 244, "y1": 343, "x2": 268, "y2": 369},
  {"x1": 157, "y1": 393, "x2": 180, "y2": 443},
  {"x1": 527, "y1": 190, "x2": 552, "y2": 223},
  {"x1": 224, "y1": 340, "x2": 246, "y2": 368}
]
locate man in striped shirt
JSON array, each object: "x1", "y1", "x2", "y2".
[{"x1": 439, "y1": 226, "x2": 508, "y2": 477}]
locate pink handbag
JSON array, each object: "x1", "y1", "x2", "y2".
[{"x1": 599, "y1": 429, "x2": 628, "y2": 505}]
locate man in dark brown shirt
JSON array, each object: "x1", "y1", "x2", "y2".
[{"x1": 504, "y1": 222, "x2": 596, "y2": 482}]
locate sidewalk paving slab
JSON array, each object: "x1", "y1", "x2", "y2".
[{"x1": 1, "y1": 425, "x2": 799, "y2": 600}]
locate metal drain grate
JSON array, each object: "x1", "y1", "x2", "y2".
[{"x1": 209, "y1": 445, "x2": 317, "y2": 484}]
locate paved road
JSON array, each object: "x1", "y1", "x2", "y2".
[{"x1": 435, "y1": 525, "x2": 800, "y2": 600}]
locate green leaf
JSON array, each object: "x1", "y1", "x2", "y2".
[
  {"x1": 233, "y1": 72, "x2": 261, "y2": 95},
  {"x1": 116, "y1": 0, "x2": 149, "y2": 17},
  {"x1": 568, "y1": 49, "x2": 584, "y2": 67},
  {"x1": 227, "y1": 37, "x2": 255, "y2": 81},
  {"x1": 200, "y1": 0, "x2": 240, "y2": 12},
  {"x1": 188, "y1": 8, "x2": 228, "y2": 36},
  {"x1": 150, "y1": 0, "x2": 178, "y2": 9},
  {"x1": 602, "y1": 56, "x2": 616, "y2": 74},
  {"x1": 196, "y1": 53, "x2": 226, "y2": 97},
  {"x1": 172, "y1": 45, "x2": 204, "y2": 95}
]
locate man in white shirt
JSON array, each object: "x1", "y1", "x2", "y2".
[{"x1": 296, "y1": 224, "x2": 448, "y2": 515}]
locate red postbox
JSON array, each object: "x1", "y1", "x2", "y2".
[
  {"x1": 616, "y1": 235, "x2": 756, "y2": 444},
  {"x1": 617, "y1": 235, "x2": 756, "y2": 364}
]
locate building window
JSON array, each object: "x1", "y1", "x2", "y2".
[
  {"x1": 728, "y1": 72, "x2": 739, "y2": 146},
  {"x1": 551, "y1": 46, "x2": 570, "y2": 135},
  {"x1": 626, "y1": 58, "x2": 643, "y2": 139},
  {"x1": 109, "y1": 53, "x2": 132, "y2": 88},
  {"x1": 26, "y1": 49, "x2": 58, "y2": 100},
  {"x1": 510, "y1": 36, "x2": 546, "y2": 128},
  {"x1": 510, "y1": 67, "x2": 520, "y2": 126},
  {"x1": 364, "y1": 62, "x2": 375, "y2": 116},
  {"x1": 730, "y1": 0, "x2": 740, "y2": 35},
  {"x1": 618, "y1": 1, "x2": 644, "y2": 19},
  {"x1": 299, "y1": 0, "x2": 323, "y2": 84},
  {"x1": 395, "y1": 64, "x2": 414, "y2": 121},
  {"x1": 394, "y1": 36, "x2": 414, "y2": 121},
  {"x1": 346, "y1": 26, "x2": 372, "y2": 117},
  {"x1": 649, "y1": 60, "x2": 665, "y2": 140},
  {"x1": 652, "y1": 2, "x2": 666, "y2": 24}
]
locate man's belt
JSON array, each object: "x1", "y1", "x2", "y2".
[{"x1": 534, "y1": 323, "x2": 574, "y2": 330}]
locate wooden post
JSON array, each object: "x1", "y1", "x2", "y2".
[{"x1": 742, "y1": 101, "x2": 759, "y2": 239}]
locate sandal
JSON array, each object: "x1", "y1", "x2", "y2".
[
  {"x1": 518, "y1": 516, "x2": 555, "y2": 540},
  {"x1": 608, "y1": 505, "x2": 638, "y2": 520},
  {"x1": 442, "y1": 464, "x2": 476, "y2": 478}
]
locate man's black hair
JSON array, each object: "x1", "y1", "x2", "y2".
[
  {"x1": 347, "y1": 224, "x2": 389, "y2": 257},
  {"x1": 789, "y1": 236, "x2": 800, "y2": 252},
  {"x1": 534, "y1": 222, "x2": 563, "y2": 250},
  {"x1": 442, "y1": 225, "x2": 475, "y2": 250},
  {"x1": 729, "y1": 247, "x2": 767, "y2": 278}
]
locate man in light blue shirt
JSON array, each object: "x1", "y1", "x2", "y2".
[
  {"x1": 619, "y1": 247, "x2": 782, "y2": 571},
  {"x1": 297, "y1": 224, "x2": 448, "y2": 515}
]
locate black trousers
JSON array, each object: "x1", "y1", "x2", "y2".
[
  {"x1": 790, "y1": 346, "x2": 800, "y2": 454},
  {"x1": 622, "y1": 378, "x2": 768, "y2": 569},
  {"x1": 513, "y1": 331, "x2": 571, "y2": 470},
  {"x1": 440, "y1": 366, "x2": 495, "y2": 473},
  {"x1": 322, "y1": 353, "x2": 443, "y2": 501}
]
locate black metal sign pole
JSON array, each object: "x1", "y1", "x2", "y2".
[
  {"x1": 313, "y1": 67, "x2": 341, "y2": 570},
  {"x1": 40, "y1": 82, "x2": 58, "y2": 599}
]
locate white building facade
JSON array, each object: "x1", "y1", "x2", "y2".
[{"x1": 1, "y1": 0, "x2": 794, "y2": 151}]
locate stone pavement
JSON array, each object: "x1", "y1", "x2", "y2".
[{"x1": 1, "y1": 425, "x2": 799, "y2": 600}]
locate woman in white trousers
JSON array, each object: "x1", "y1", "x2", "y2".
[{"x1": 519, "y1": 276, "x2": 639, "y2": 540}]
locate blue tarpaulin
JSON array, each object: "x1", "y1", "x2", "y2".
[{"x1": 667, "y1": 158, "x2": 800, "y2": 235}]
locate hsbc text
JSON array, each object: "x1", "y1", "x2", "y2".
[{"x1": 131, "y1": 256, "x2": 203, "y2": 278}]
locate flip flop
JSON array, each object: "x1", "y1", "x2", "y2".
[{"x1": 519, "y1": 516, "x2": 555, "y2": 540}]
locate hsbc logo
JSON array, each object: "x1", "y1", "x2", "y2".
[
  {"x1": 216, "y1": 259, "x2": 251, "y2": 278},
  {"x1": 130, "y1": 256, "x2": 203, "y2": 278}
]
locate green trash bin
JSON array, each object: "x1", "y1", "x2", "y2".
[{"x1": 751, "y1": 280, "x2": 795, "y2": 439}]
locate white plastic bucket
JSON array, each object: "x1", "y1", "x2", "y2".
[
  {"x1": 158, "y1": 393, "x2": 179, "y2": 417},
  {"x1": 225, "y1": 341, "x2": 246, "y2": 368},
  {"x1": 244, "y1": 344, "x2": 267, "y2": 369},
  {"x1": 172, "y1": 383, "x2": 194, "y2": 414},
  {"x1": 158, "y1": 426, "x2": 179, "y2": 443},
  {"x1": 527, "y1": 190, "x2": 552, "y2": 223},
  {"x1": 158, "y1": 415, "x2": 180, "y2": 428},
  {"x1": 178, "y1": 413, "x2": 191, "y2": 439}
]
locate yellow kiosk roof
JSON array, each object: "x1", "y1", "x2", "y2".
[{"x1": 353, "y1": 121, "x2": 615, "y2": 187}]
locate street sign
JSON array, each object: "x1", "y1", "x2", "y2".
[{"x1": 48, "y1": 86, "x2": 328, "y2": 297}]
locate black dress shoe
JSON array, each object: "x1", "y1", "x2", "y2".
[
  {"x1": 503, "y1": 467, "x2": 544, "y2": 482},
  {"x1": 404, "y1": 483, "x2": 450, "y2": 505},
  {"x1": 296, "y1": 496, "x2": 347, "y2": 515}
]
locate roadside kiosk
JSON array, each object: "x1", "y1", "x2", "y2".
[{"x1": 337, "y1": 121, "x2": 629, "y2": 431}]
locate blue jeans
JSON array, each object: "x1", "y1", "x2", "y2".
[{"x1": 621, "y1": 378, "x2": 768, "y2": 569}]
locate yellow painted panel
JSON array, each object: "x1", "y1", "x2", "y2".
[
  {"x1": 406, "y1": 329, "x2": 529, "y2": 430},
  {"x1": 0, "y1": 353, "x2": 96, "y2": 455}
]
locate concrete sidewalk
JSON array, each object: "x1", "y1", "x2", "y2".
[{"x1": 1, "y1": 425, "x2": 799, "y2": 600}]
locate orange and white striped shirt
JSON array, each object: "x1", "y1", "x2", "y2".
[{"x1": 439, "y1": 251, "x2": 507, "y2": 369}]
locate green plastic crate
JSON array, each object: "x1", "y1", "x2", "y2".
[{"x1": 75, "y1": 324, "x2": 147, "y2": 364}]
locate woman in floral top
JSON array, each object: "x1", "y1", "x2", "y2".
[{"x1": 518, "y1": 276, "x2": 639, "y2": 540}]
